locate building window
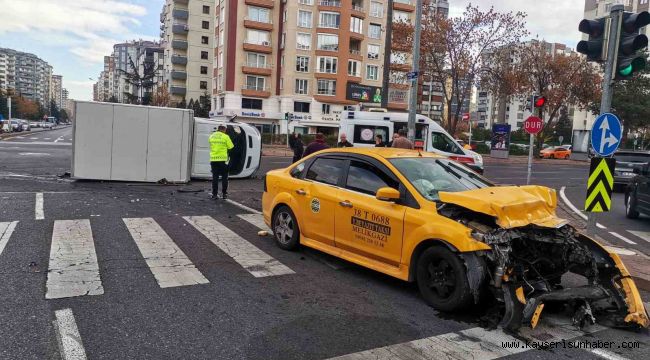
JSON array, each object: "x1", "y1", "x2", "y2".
[
  {"x1": 350, "y1": 17, "x2": 363, "y2": 33},
  {"x1": 296, "y1": 33, "x2": 312, "y2": 50},
  {"x1": 370, "y1": 1, "x2": 383, "y2": 18},
  {"x1": 319, "y1": 12, "x2": 340, "y2": 28},
  {"x1": 317, "y1": 79, "x2": 336, "y2": 96},
  {"x1": 242, "y1": 98, "x2": 263, "y2": 110},
  {"x1": 247, "y1": 53, "x2": 267, "y2": 67},
  {"x1": 368, "y1": 23, "x2": 381, "y2": 39},
  {"x1": 298, "y1": 10, "x2": 313, "y2": 28},
  {"x1": 366, "y1": 65, "x2": 379, "y2": 80},
  {"x1": 393, "y1": 10, "x2": 410, "y2": 23},
  {"x1": 246, "y1": 29, "x2": 271, "y2": 45},
  {"x1": 295, "y1": 79, "x2": 309, "y2": 94},
  {"x1": 367, "y1": 44, "x2": 380, "y2": 59},
  {"x1": 245, "y1": 76, "x2": 266, "y2": 91},
  {"x1": 296, "y1": 56, "x2": 310, "y2": 72},
  {"x1": 390, "y1": 51, "x2": 407, "y2": 64},
  {"x1": 294, "y1": 101, "x2": 311, "y2": 113},
  {"x1": 317, "y1": 34, "x2": 338, "y2": 51},
  {"x1": 202, "y1": 21, "x2": 210, "y2": 29},
  {"x1": 219, "y1": 29, "x2": 224, "y2": 46},
  {"x1": 248, "y1": 6, "x2": 270, "y2": 23},
  {"x1": 299, "y1": 0, "x2": 313, "y2": 4},
  {"x1": 348, "y1": 60, "x2": 361, "y2": 77},
  {"x1": 317, "y1": 56, "x2": 338, "y2": 73},
  {"x1": 322, "y1": 104, "x2": 331, "y2": 114},
  {"x1": 200, "y1": 81, "x2": 207, "y2": 90},
  {"x1": 200, "y1": 66, "x2": 208, "y2": 74},
  {"x1": 201, "y1": 51, "x2": 209, "y2": 60},
  {"x1": 202, "y1": 36, "x2": 209, "y2": 45},
  {"x1": 220, "y1": 7, "x2": 225, "y2": 23},
  {"x1": 220, "y1": 97, "x2": 225, "y2": 109},
  {"x1": 218, "y1": 52, "x2": 223, "y2": 67},
  {"x1": 203, "y1": 5, "x2": 210, "y2": 14}
]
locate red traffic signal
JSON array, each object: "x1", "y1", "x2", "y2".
[{"x1": 534, "y1": 96, "x2": 546, "y2": 108}]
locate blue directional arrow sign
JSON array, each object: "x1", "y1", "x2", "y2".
[
  {"x1": 591, "y1": 113, "x2": 622, "y2": 157},
  {"x1": 406, "y1": 71, "x2": 419, "y2": 81}
]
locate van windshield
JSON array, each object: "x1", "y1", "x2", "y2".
[{"x1": 431, "y1": 131, "x2": 465, "y2": 155}]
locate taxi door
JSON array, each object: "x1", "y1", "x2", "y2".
[
  {"x1": 334, "y1": 159, "x2": 405, "y2": 266},
  {"x1": 297, "y1": 157, "x2": 346, "y2": 247}
]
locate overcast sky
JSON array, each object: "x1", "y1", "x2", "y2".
[{"x1": 0, "y1": 1, "x2": 587, "y2": 101}]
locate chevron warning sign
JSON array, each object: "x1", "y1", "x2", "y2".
[{"x1": 585, "y1": 158, "x2": 616, "y2": 212}]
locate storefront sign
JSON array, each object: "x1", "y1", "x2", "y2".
[{"x1": 346, "y1": 83, "x2": 382, "y2": 103}]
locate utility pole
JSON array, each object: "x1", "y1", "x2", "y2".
[
  {"x1": 407, "y1": 0, "x2": 423, "y2": 142},
  {"x1": 381, "y1": 0, "x2": 394, "y2": 109},
  {"x1": 586, "y1": 4, "x2": 623, "y2": 235}
]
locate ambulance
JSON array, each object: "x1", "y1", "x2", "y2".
[{"x1": 338, "y1": 111, "x2": 483, "y2": 173}]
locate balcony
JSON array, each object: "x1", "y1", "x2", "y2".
[
  {"x1": 390, "y1": 63, "x2": 411, "y2": 72},
  {"x1": 351, "y1": 3, "x2": 366, "y2": 18},
  {"x1": 171, "y1": 71, "x2": 187, "y2": 80},
  {"x1": 244, "y1": 17, "x2": 273, "y2": 31},
  {"x1": 172, "y1": 9, "x2": 189, "y2": 20},
  {"x1": 393, "y1": 0, "x2": 415, "y2": 12},
  {"x1": 350, "y1": 31, "x2": 364, "y2": 41},
  {"x1": 171, "y1": 55, "x2": 188, "y2": 65},
  {"x1": 243, "y1": 41, "x2": 273, "y2": 54},
  {"x1": 172, "y1": 24, "x2": 189, "y2": 34},
  {"x1": 174, "y1": 0, "x2": 188, "y2": 4},
  {"x1": 170, "y1": 86, "x2": 186, "y2": 95},
  {"x1": 242, "y1": 62, "x2": 273, "y2": 76},
  {"x1": 172, "y1": 40, "x2": 188, "y2": 49},
  {"x1": 318, "y1": 0, "x2": 342, "y2": 12},
  {"x1": 241, "y1": 85, "x2": 271, "y2": 98},
  {"x1": 245, "y1": 0, "x2": 274, "y2": 9}
]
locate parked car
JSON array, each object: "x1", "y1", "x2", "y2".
[
  {"x1": 20, "y1": 120, "x2": 30, "y2": 131},
  {"x1": 10, "y1": 120, "x2": 22, "y2": 132},
  {"x1": 29, "y1": 121, "x2": 40, "y2": 128},
  {"x1": 625, "y1": 162, "x2": 650, "y2": 218},
  {"x1": 41, "y1": 121, "x2": 54, "y2": 129},
  {"x1": 539, "y1": 146, "x2": 571, "y2": 159},
  {"x1": 614, "y1": 151, "x2": 650, "y2": 191}
]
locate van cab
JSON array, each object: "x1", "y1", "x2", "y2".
[{"x1": 338, "y1": 111, "x2": 483, "y2": 173}]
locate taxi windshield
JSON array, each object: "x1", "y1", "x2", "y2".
[{"x1": 390, "y1": 158, "x2": 493, "y2": 201}]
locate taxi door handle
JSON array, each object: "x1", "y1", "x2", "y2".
[
  {"x1": 339, "y1": 200, "x2": 353, "y2": 208},
  {"x1": 295, "y1": 189, "x2": 307, "y2": 195}
]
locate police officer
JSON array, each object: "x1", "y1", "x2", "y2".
[{"x1": 209, "y1": 125, "x2": 234, "y2": 200}]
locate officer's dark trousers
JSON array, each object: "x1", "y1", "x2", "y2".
[{"x1": 211, "y1": 161, "x2": 229, "y2": 196}]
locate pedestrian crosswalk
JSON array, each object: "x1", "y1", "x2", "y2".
[{"x1": 0, "y1": 214, "x2": 290, "y2": 300}]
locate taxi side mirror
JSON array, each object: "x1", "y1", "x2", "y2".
[{"x1": 376, "y1": 187, "x2": 401, "y2": 202}]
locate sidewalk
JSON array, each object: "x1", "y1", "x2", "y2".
[
  {"x1": 262, "y1": 144, "x2": 294, "y2": 157},
  {"x1": 483, "y1": 155, "x2": 589, "y2": 166}
]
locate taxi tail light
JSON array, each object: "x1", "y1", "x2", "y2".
[{"x1": 448, "y1": 155, "x2": 474, "y2": 165}]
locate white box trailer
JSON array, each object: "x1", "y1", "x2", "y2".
[{"x1": 72, "y1": 101, "x2": 194, "y2": 183}]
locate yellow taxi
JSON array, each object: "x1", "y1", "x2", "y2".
[{"x1": 262, "y1": 148, "x2": 648, "y2": 330}]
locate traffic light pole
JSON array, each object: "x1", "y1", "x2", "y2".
[
  {"x1": 407, "y1": 0, "x2": 423, "y2": 142},
  {"x1": 586, "y1": 4, "x2": 623, "y2": 235}
]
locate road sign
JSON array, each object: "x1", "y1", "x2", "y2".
[
  {"x1": 523, "y1": 116, "x2": 543, "y2": 134},
  {"x1": 462, "y1": 113, "x2": 470, "y2": 121},
  {"x1": 406, "y1": 71, "x2": 419, "y2": 81},
  {"x1": 591, "y1": 113, "x2": 622, "y2": 156},
  {"x1": 585, "y1": 157, "x2": 616, "y2": 212}
]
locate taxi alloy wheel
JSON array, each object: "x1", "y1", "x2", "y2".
[
  {"x1": 626, "y1": 192, "x2": 640, "y2": 219},
  {"x1": 273, "y1": 206, "x2": 300, "y2": 250},
  {"x1": 416, "y1": 246, "x2": 472, "y2": 312}
]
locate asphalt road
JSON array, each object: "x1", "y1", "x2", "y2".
[{"x1": 0, "y1": 138, "x2": 648, "y2": 360}]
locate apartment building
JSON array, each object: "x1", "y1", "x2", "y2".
[
  {"x1": 51, "y1": 75, "x2": 63, "y2": 109},
  {"x1": 0, "y1": 48, "x2": 52, "y2": 105},
  {"x1": 584, "y1": 0, "x2": 649, "y2": 25},
  {"x1": 0, "y1": 51, "x2": 12, "y2": 92},
  {"x1": 212, "y1": 0, "x2": 418, "y2": 135},
  {"x1": 160, "y1": 0, "x2": 214, "y2": 105}
]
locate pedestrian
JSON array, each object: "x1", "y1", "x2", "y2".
[
  {"x1": 391, "y1": 129, "x2": 414, "y2": 149},
  {"x1": 291, "y1": 133, "x2": 304, "y2": 163},
  {"x1": 303, "y1": 132, "x2": 329, "y2": 157},
  {"x1": 337, "y1": 133, "x2": 354, "y2": 148},
  {"x1": 209, "y1": 125, "x2": 234, "y2": 200},
  {"x1": 374, "y1": 134, "x2": 386, "y2": 147}
]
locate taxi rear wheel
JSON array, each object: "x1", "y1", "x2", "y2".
[
  {"x1": 416, "y1": 246, "x2": 472, "y2": 312},
  {"x1": 272, "y1": 206, "x2": 300, "y2": 250}
]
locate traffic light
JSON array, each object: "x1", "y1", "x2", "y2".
[
  {"x1": 533, "y1": 96, "x2": 546, "y2": 108},
  {"x1": 615, "y1": 11, "x2": 650, "y2": 80},
  {"x1": 577, "y1": 17, "x2": 608, "y2": 62},
  {"x1": 284, "y1": 112, "x2": 289, "y2": 120}
]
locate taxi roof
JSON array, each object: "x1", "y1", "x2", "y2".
[{"x1": 314, "y1": 147, "x2": 444, "y2": 159}]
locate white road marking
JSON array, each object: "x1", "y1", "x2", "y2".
[
  {"x1": 0, "y1": 221, "x2": 18, "y2": 256},
  {"x1": 237, "y1": 213, "x2": 271, "y2": 232},
  {"x1": 19, "y1": 152, "x2": 51, "y2": 156},
  {"x1": 44, "y1": 137, "x2": 51, "y2": 140},
  {"x1": 329, "y1": 316, "x2": 605, "y2": 360},
  {"x1": 46, "y1": 220, "x2": 104, "y2": 299},
  {"x1": 604, "y1": 246, "x2": 637, "y2": 256},
  {"x1": 224, "y1": 199, "x2": 262, "y2": 215},
  {"x1": 54, "y1": 308, "x2": 87, "y2": 360},
  {"x1": 559, "y1": 187, "x2": 606, "y2": 229},
  {"x1": 54, "y1": 136, "x2": 64, "y2": 143},
  {"x1": 587, "y1": 347, "x2": 631, "y2": 360},
  {"x1": 35, "y1": 192, "x2": 44, "y2": 220},
  {"x1": 184, "y1": 216, "x2": 294, "y2": 277},
  {"x1": 123, "y1": 218, "x2": 209, "y2": 288},
  {"x1": 608, "y1": 231, "x2": 637, "y2": 245},
  {"x1": 627, "y1": 230, "x2": 650, "y2": 243},
  {"x1": 0, "y1": 141, "x2": 71, "y2": 146},
  {"x1": 29, "y1": 137, "x2": 38, "y2": 140}
]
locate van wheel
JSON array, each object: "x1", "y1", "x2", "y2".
[
  {"x1": 272, "y1": 206, "x2": 300, "y2": 250},
  {"x1": 417, "y1": 246, "x2": 472, "y2": 311},
  {"x1": 626, "y1": 192, "x2": 640, "y2": 219}
]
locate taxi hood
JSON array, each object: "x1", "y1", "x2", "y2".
[{"x1": 438, "y1": 185, "x2": 567, "y2": 229}]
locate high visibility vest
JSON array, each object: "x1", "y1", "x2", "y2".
[{"x1": 209, "y1": 131, "x2": 234, "y2": 162}]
